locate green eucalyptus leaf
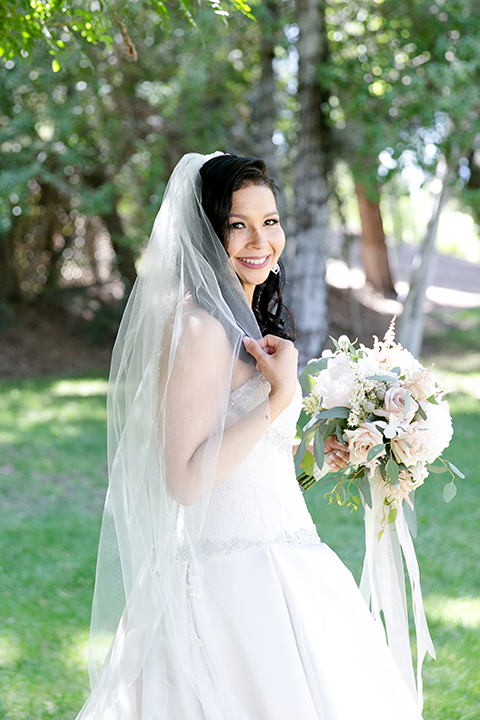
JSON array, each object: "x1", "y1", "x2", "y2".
[
  {"x1": 379, "y1": 461, "x2": 387, "y2": 482},
  {"x1": 301, "y1": 357, "x2": 329, "y2": 376},
  {"x1": 426, "y1": 463, "x2": 448, "y2": 474},
  {"x1": 446, "y1": 461, "x2": 465, "y2": 479},
  {"x1": 417, "y1": 404, "x2": 427, "y2": 421},
  {"x1": 313, "y1": 431, "x2": 325, "y2": 470},
  {"x1": 368, "y1": 374, "x2": 398, "y2": 383},
  {"x1": 443, "y1": 482, "x2": 457, "y2": 503},
  {"x1": 386, "y1": 458, "x2": 399, "y2": 483},
  {"x1": 336, "y1": 422, "x2": 346, "y2": 447},
  {"x1": 302, "y1": 414, "x2": 322, "y2": 434},
  {"x1": 294, "y1": 437, "x2": 307, "y2": 477},
  {"x1": 358, "y1": 473, "x2": 372, "y2": 509},
  {"x1": 316, "y1": 406, "x2": 350, "y2": 420},
  {"x1": 367, "y1": 443, "x2": 385, "y2": 462}
]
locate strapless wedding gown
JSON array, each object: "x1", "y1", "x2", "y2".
[
  {"x1": 142, "y1": 374, "x2": 423, "y2": 719},
  {"x1": 81, "y1": 374, "x2": 424, "y2": 719}
]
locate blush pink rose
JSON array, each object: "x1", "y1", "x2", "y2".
[
  {"x1": 344, "y1": 423, "x2": 385, "y2": 466},
  {"x1": 376, "y1": 386, "x2": 419, "y2": 425}
]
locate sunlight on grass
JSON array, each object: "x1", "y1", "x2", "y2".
[
  {"x1": 64, "y1": 631, "x2": 89, "y2": 671},
  {"x1": 426, "y1": 595, "x2": 480, "y2": 629},
  {"x1": 0, "y1": 634, "x2": 21, "y2": 666},
  {"x1": 51, "y1": 379, "x2": 109, "y2": 397}
]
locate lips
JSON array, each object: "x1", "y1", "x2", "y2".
[{"x1": 235, "y1": 255, "x2": 271, "y2": 269}]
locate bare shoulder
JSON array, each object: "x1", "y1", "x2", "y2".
[{"x1": 181, "y1": 303, "x2": 231, "y2": 353}]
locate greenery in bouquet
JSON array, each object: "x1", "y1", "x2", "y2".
[{"x1": 295, "y1": 321, "x2": 464, "y2": 533}]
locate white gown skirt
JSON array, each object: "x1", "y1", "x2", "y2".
[{"x1": 141, "y1": 540, "x2": 424, "y2": 720}]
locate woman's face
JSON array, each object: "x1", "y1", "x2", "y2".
[{"x1": 227, "y1": 183, "x2": 285, "y2": 305}]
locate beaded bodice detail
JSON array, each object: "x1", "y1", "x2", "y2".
[{"x1": 184, "y1": 373, "x2": 320, "y2": 555}]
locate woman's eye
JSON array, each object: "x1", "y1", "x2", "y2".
[
  {"x1": 265, "y1": 218, "x2": 279, "y2": 226},
  {"x1": 229, "y1": 222, "x2": 244, "y2": 230}
]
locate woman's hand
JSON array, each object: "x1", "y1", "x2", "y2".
[
  {"x1": 243, "y1": 335, "x2": 298, "y2": 421},
  {"x1": 324, "y1": 435, "x2": 349, "y2": 472}
]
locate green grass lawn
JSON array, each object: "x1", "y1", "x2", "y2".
[{"x1": 0, "y1": 361, "x2": 479, "y2": 719}]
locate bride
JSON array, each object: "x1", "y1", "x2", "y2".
[{"x1": 76, "y1": 152, "x2": 424, "y2": 719}]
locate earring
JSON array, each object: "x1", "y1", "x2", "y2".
[{"x1": 271, "y1": 263, "x2": 280, "y2": 275}]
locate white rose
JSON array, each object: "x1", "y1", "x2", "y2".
[
  {"x1": 344, "y1": 423, "x2": 385, "y2": 466},
  {"x1": 391, "y1": 424, "x2": 446, "y2": 467},
  {"x1": 355, "y1": 351, "x2": 381, "y2": 380},
  {"x1": 315, "y1": 353, "x2": 354, "y2": 409},
  {"x1": 418, "y1": 400, "x2": 453, "y2": 457}
]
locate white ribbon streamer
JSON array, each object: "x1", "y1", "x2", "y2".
[{"x1": 359, "y1": 474, "x2": 435, "y2": 711}]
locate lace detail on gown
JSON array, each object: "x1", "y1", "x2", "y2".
[{"x1": 183, "y1": 372, "x2": 320, "y2": 557}]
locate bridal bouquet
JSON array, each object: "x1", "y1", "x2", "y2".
[{"x1": 295, "y1": 321, "x2": 462, "y2": 532}]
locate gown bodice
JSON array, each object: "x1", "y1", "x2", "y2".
[{"x1": 184, "y1": 373, "x2": 320, "y2": 554}]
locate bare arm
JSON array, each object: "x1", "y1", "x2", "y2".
[{"x1": 162, "y1": 314, "x2": 298, "y2": 505}]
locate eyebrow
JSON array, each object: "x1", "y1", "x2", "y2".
[{"x1": 229, "y1": 210, "x2": 279, "y2": 219}]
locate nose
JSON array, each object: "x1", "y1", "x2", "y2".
[{"x1": 248, "y1": 226, "x2": 269, "y2": 248}]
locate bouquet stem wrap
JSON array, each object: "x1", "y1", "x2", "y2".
[{"x1": 359, "y1": 473, "x2": 435, "y2": 711}]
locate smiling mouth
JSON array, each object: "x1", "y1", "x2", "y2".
[{"x1": 236, "y1": 255, "x2": 271, "y2": 269}]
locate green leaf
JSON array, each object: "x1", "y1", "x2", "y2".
[
  {"x1": 316, "y1": 406, "x2": 350, "y2": 420},
  {"x1": 417, "y1": 404, "x2": 427, "y2": 421},
  {"x1": 299, "y1": 372, "x2": 316, "y2": 393},
  {"x1": 426, "y1": 463, "x2": 448, "y2": 474},
  {"x1": 335, "y1": 422, "x2": 346, "y2": 447},
  {"x1": 443, "y1": 482, "x2": 457, "y2": 503},
  {"x1": 313, "y1": 431, "x2": 325, "y2": 470},
  {"x1": 294, "y1": 436, "x2": 307, "y2": 477},
  {"x1": 358, "y1": 473, "x2": 372, "y2": 509},
  {"x1": 390, "y1": 367, "x2": 401, "y2": 376},
  {"x1": 367, "y1": 443, "x2": 385, "y2": 462},
  {"x1": 368, "y1": 374, "x2": 398, "y2": 383},
  {"x1": 302, "y1": 414, "x2": 322, "y2": 434},
  {"x1": 388, "y1": 507, "x2": 398, "y2": 524},
  {"x1": 386, "y1": 457, "x2": 399, "y2": 483},
  {"x1": 404, "y1": 499, "x2": 417, "y2": 538},
  {"x1": 302, "y1": 449, "x2": 315, "y2": 477},
  {"x1": 379, "y1": 461, "x2": 387, "y2": 482},
  {"x1": 51, "y1": 59, "x2": 60, "y2": 72},
  {"x1": 301, "y1": 357, "x2": 329, "y2": 376},
  {"x1": 446, "y1": 461, "x2": 465, "y2": 479}
]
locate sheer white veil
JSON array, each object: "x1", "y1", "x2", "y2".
[{"x1": 77, "y1": 152, "x2": 269, "y2": 719}]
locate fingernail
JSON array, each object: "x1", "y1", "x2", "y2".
[{"x1": 243, "y1": 337, "x2": 251, "y2": 346}]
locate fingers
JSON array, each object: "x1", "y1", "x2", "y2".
[{"x1": 243, "y1": 337, "x2": 264, "y2": 363}]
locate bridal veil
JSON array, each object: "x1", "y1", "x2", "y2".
[{"x1": 79, "y1": 152, "x2": 269, "y2": 718}]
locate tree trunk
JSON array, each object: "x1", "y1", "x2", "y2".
[
  {"x1": 396, "y1": 160, "x2": 452, "y2": 357},
  {"x1": 0, "y1": 233, "x2": 22, "y2": 305},
  {"x1": 355, "y1": 184, "x2": 396, "y2": 298},
  {"x1": 292, "y1": 0, "x2": 330, "y2": 366},
  {"x1": 101, "y1": 201, "x2": 137, "y2": 289}
]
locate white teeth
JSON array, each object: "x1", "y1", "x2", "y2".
[{"x1": 240, "y1": 257, "x2": 268, "y2": 265}]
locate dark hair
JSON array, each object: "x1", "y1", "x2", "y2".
[{"x1": 199, "y1": 154, "x2": 295, "y2": 342}]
